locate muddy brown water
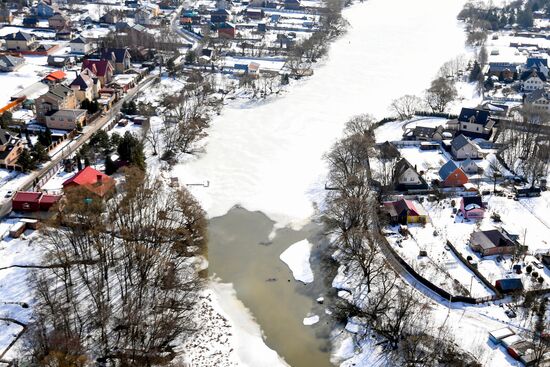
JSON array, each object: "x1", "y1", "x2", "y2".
[{"x1": 208, "y1": 206, "x2": 336, "y2": 367}]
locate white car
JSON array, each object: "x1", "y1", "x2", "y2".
[{"x1": 4, "y1": 191, "x2": 13, "y2": 198}]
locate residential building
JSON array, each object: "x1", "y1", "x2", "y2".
[
  {"x1": 403, "y1": 125, "x2": 447, "y2": 141},
  {"x1": 69, "y1": 69, "x2": 101, "y2": 102},
  {"x1": 460, "y1": 158, "x2": 480, "y2": 174},
  {"x1": 35, "y1": 1, "x2": 58, "y2": 18},
  {"x1": 12, "y1": 191, "x2": 61, "y2": 212},
  {"x1": 69, "y1": 36, "x2": 93, "y2": 54},
  {"x1": 521, "y1": 57, "x2": 549, "y2": 75},
  {"x1": 0, "y1": 55, "x2": 24, "y2": 72},
  {"x1": 62, "y1": 166, "x2": 115, "y2": 198},
  {"x1": 284, "y1": 0, "x2": 301, "y2": 10},
  {"x1": 81, "y1": 59, "x2": 114, "y2": 85},
  {"x1": 520, "y1": 69, "x2": 547, "y2": 91},
  {"x1": 47, "y1": 54, "x2": 74, "y2": 68},
  {"x1": 36, "y1": 84, "x2": 77, "y2": 123},
  {"x1": 5, "y1": 31, "x2": 38, "y2": 52},
  {"x1": 48, "y1": 12, "x2": 70, "y2": 29},
  {"x1": 99, "y1": 10, "x2": 120, "y2": 24},
  {"x1": 246, "y1": 8, "x2": 263, "y2": 20},
  {"x1": 392, "y1": 158, "x2": 429, "y2": 191},
  {"x1": 0, "y1": 129, "x2": 24, "y2": 166},
  {"x1": 218, "y1": 22, "x2": 236, "y2": 38},
  {"x1": 450, "y1": 134, "x2": 481, "y2": 160},
  {"x1": 99, "y1": 48, "x2": 131, "y2": 73},
  {"x1": 383, "y1": 198, "x2": 429, "y2": 225},
  {"x1": 211, "y1": 8, "x2": 231, "y2": 22},
  {"x1": 43, "y1": 70, "x2": 66, "y2": 85},
  {"x1": 456, "y1": 107, "x2": 495, "y2": 139},
  {"x1": 469, "y1": 228, "x2": 520, "y2": 256},
  {"x1": 460, "y1": 196, "x2": 485, "y2": 220},
  {"x1": 524, "y1": 88, "x2": 550, "y2": 113},
  {"x1": 134, "y1": 9, "x2": 154, "y2": 25},
  {"x1": 45, "y1": 109, "x2": 87, "y2": 130},
  {"x1": 438, "y1": 160, "x2": 468, "y2": 187},
  {"x1": 495, "y1": 278, "x2": 523, "y2": 293}
]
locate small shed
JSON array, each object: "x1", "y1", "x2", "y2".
[
  {"x1": 495, "y1": 278, "x2": 524, "y2": 293},
  {"x1": 489, "y1": 327, "x2": 515, "y2": 344},
  {"x1": 20, "y1": 218, "x2": 39, "y2": 230}
]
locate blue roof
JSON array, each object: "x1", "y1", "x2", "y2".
[
  {"x1": 496, "y1": 278, "x2": 523, "y2": 292},
  {"x1": 439, "y1": 160, "x2": 458, "y2": 180},
  {"x1": 457, "y1": 108, "x2": 491, "y2": 125},
  {"x1": 526, "y1": 57, "x2": 548, "y2": 69}
]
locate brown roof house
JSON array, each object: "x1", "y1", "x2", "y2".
[
  {"x1": 469, "y1": 228, "x2": 521, "y2": 256},
  {"x1": 48, "y1": 12, "x2": 70, "y2": 29},
  {"x1": 36, "y1": 84, "x2": 77, "y2": 123},
  {"x1": 45, "y1": 109, "x2": 87, "y2": 130},
  {"x1": 0, "y1": 55, "x2": 24, "y2": 72}
]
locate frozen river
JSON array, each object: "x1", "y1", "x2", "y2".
[{"x1": 175, "y1": 0, "x2": 468, "y2": 365}]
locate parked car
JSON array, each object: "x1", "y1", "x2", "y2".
[
  {"x1": 4, "y1": 190, "x2": 13, "y2": 198},
  {"x1": 533, "y1": 261, "x2": 544, "y2": 269},
  {"x1": 505, "y1": 309, "x2": 517, "y2": 318}
]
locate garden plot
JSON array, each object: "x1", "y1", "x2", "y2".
[
  {"x1": 422, "y1": 195, "x2": 550, "y2": 290},
  {"x1": 398, "y1": 146, "x2": 447, "y2": 182}
]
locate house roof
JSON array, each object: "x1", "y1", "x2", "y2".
[
  {"x1": 471, "y1": 228, "x2": 518, "y2": 251},
  {"x1": 50, "y1": 109, "x2": 86, "y2": 119},
  {"x1": 496, "y1": 278, "x2": 523, "y2": 291},
  {"x1": 519, "y1": 69, "x2": 547, "y2": 82},
  {"x1": 69, "y1": 72, "x2": 95, "y2": 90},
  {"x1": 44, "y1": 70, "x2": 66, "y2": 82},
  {"x1": 525, "y1": 57, "x2": 548, "y2": 69},
  {"x1": 42, "y1": 84, "x2": 72, "y2": 101},
  {"x1": 5, "y1": 31, "x2": 34, "y2": 42},
  {"x1": 451, "y1": 134, "x2": 474, "y2": 151},
  {"x1": 394, "y1": 158, "x2": 427, "y2": 183},
  {"x1": 81, "y1": 59, "x2": 113, "y2": 77},
  {"x1": 458, "y1": 108, "x2": 491, "y2": 125},
  {"x1": 12, "y1": 191, "x2": 42, "y2": 203},
  {"x1": 63, "y1": 166, "x2": 115, "y2": 197},
  {"x1": 460, "y1": 158, "x2": 478, "y2": 169},
  {"x1": 438, "y1": 160, "x2": 459, "y2": 180},
  {"x1": 385, "y1": 198, "x2": 426, "y2": 217},
  {"x1": 100, "y1": 48, "x2": 130, "y2": 63},
  {"x1": 0, "y1": 55, "x2": 24, "y2": 69},
  {"x1": 525, "y1": 88, "x2": 549, "y2": 104},
  {"x1": 378, "y1": 141, "x2": 401, "y2": 160},
  {"x1": 70, "y1": 36, "x2": 87, "y2": 44}
]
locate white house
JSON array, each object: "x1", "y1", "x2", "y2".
[
  {"x1": 460, "y1": 158, "x2": 480, "y2": 174},
  {"x1": 520, "y1": 70, "x2": 547, "y2": 91},
  {"x1": 69, "y1": 36, "x2": 93, "y2": 55},
  {"x1": 451, "y1": 134, "x2": 481, "y2": 160}
]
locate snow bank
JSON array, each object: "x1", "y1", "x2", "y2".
[
  {"x1": 210, "y1": 281, "x2": 289, "y2": 367},
  {"x1": 279, "y1": 239, "x2": 314, "y2": 284}
]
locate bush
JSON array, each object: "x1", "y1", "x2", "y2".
[
  {"x1": 538, "y1": 277, "x2": 544, "y2": 284},
  {"x1": 450, "y1": 199, "x2": 456, "y2": 207},
  {"x1": 467, "y1": 255, "x2": 473, "y2": 261},
  {"x1": 526, "y1": 265, "x2": 533, "y2": 274},
  {"x1": 532, "y1": 271, "x2": 539, "y2": 278}
]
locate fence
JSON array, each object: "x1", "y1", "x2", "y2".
[{"x1": 446, "y1": 240, "x2": 502, "y2": 298}]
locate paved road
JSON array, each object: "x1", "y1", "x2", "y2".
[{"x1": 0, "y1": 74, "x2": 158, "y2": 218}]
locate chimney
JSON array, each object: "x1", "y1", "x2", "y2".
[{"x1": 97, "y1": 174, "x2": 103, "y2": 183}]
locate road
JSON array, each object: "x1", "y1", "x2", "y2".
[{"x1": 0, "y1": 74, "x2": 158, "y2": 218}]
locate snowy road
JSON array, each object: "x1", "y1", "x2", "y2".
[{"x1": 175, "y1": 0, "x2": 468, "y2": 228}]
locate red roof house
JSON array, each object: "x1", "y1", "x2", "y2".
[
  {"x1": 81, "y1": 59, "x2": 114, "y2": 84},
  {"x1": 12, "y1": 191, "x2": 62, "y2": 212},
  {"x1": 438, "y1": 161, "x2": 469, "y2": 187},
  {"x1": 43, "y1": 70, "x2": 66, "y2": 85},
  {"x1": 62, "y1": 166, "x2": 115, "y2": 198}
]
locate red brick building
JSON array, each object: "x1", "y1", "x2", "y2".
[{"x1": 12, "y1": 191, "x2": 61, "y2": 212}]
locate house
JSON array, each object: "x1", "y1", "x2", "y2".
[
  {"x1": 0, "y1": 129, "x2": 24, "y2": 166},
  {"x1": 99, "y1": 48, "x2": 131, "y2": 74},
  {"x1": 246, "y1": 8, "x2": 264, "y2": 20},
  {"x1": 180, "y1": 9, "x2": 201, "y2": 25},
  {"x1": 12, "y1": 191, "x2": 61, "y2": 212},
  {"x1": 522, "y1": 56, "x2": 549, "y2": 75},
  {"x1": 469, "y1": 228, "x2": 520, "y2": 256},
  {"x1": 5, "y1": 31, "x2": 38, "y2": 52},
  {"x1": 36, "y1": 84, "x2": 77, "y2": 123},
  {"x1": 81, "y1": 59, "x2": 114, "y2": 85},
  {"x1": 456, "y1": 107, "x2": 495, "y2": 139},
  {"x1": 69, "y1": 36, "x2": 93, "y2": 55},
  {"x1": 48, "y1": 12, "x2": 70, "y2": 29},
  {"x1": 35, "y1": 1, "x2": 58, "y2": 18},
  {"x1": 62, "y1": 166, "x2": 115, "y2": 198},
  {"x1": 450, "y1": 134, "x2": 481, "y2": 160},
  {"x1": 524, "y1": 88, "x2": 550, "y2": 113},
  {"x1": 392, "y1": 158, "x2": 429, "y2": 191},
  {"x1": 495, "y1": 278, "x2": 523, "y2": 293},
  {"x1": 43, "y1": 70, "x2": 66, "y2": 85},
  {"x1": 403, "y1": 125, "x2": 447, "y2": 141},
  {"x1": 22, "y1": 16, "x2": 39, "y2": 27},
  {"x1": 438, "y1": 160, "x2": 468, "y2": 187},
  {"x1": 142, "y1": 2, "x2": 160, "y2": 16},
  {"x1": 69, "y1": 69, "x2": 101, "y2": 102},
  {"x1": 0, "y1": 8, "x2": 14, "y2": 24},
  {"x1": 488, "y1": 327, "x2": 515, "y2": 345},
  {"x1": 460, "y1": 195, "x2": 485, "y2": 220},
  {"x1": 487, "y1": 62, "x2": 519, "y2": 80},
  {"x1": 460, "y1": 158, "x2": 480, "y2": 174},
  {"x1": 383, "y1": 198, "x2": 428, "y2": 225},
  {"x1": 211, "y1": 8, "x2": 231, "y2": 23},
  {"x1": 520, "y1": 69, "x2": 547, "y2": 91},
  {"x1": 217, "y1": 22, "x2": 236, "y2": 38},
  {"x1": 45, "y1": 109, "x2": 87, "y2": 130},
  {"x1": 284, "y1": 0, "x2": 301, "y2": 10},
  {"x1": 377, "y1": 141, "x2": 401, "y2": 161},
  {"x1": 56, "y1": 28, "x2": 73, "y2": 40},
  {"x1": 47, "y1": 55, "x2": 74, "y2": 68},
  {"x1": 0, "y1": 55, "x2": 24, "y2": 72}
]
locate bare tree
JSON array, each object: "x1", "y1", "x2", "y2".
[
  {"x1": 390, "y1": 95, "x2": 424, "y2": 120},
  {"x1": 424, "y1": 77, "x2": 457, "y2": 113}
]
